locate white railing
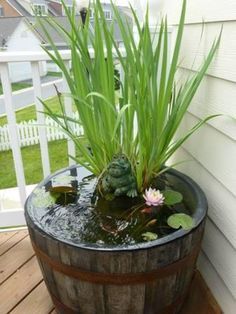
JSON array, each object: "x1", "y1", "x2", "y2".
[
  {"x1": 0, "y1": 49, "x2": 126, "y2": 228},
  {"x1": 0, "y1": 79, "x2": 63, "y2": 115},
  {"x1": 0, "y1": 51, "x2": 75, "y2": 227}
]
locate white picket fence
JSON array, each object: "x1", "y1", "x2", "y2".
[{"x1": 0, "y1": 112, "x2": 83, "y2": 151}]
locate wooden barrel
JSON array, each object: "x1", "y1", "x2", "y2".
[{"x1": 25, "y1": 167, "x2": 207, "y2": 314}]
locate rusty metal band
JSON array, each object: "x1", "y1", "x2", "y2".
[
  {"x1": 50, "y1": 291, "x2": 187, "y2": 314},
  {"x1": 31, "y1": 240, "x2": 201, "y2": 285}
]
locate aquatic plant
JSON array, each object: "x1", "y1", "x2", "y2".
[{"x1": 40, "y1": 0, "x2": 220, "y2": 193}]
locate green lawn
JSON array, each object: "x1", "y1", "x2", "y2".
[
  {"x1": 0, "y1": 96, "x2": 70, "y2": 189},
  {"x1": 0, "y1": 73, "x2": 63, "y2": 95},
  {"x1": 47, "y1": 71, "x2": 63, "y2": 78},
  {"x1": 0, "y1": 140, "x2": 69, "y2": 189},
  {"x1": 0, "y1": 97, "x2": 60, "y2": 126},
  {"x1": 0, "y1": 82, "x2": 31, "y2": 95},
  {"x1": 0, "y1": 92, "x2": 119, "y2": 189}
]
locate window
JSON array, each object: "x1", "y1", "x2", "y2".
[
  {"x1": 33, "y1": 4, "x2": 47, "y2": 16},
  {"x1": 104, "y1": 10, "x2": 112, "y2": 20},
  {"x1": 89, "y1": 8, "x2": 111, "y2": 20},
  {"x1": 90, "y1": 9, "x2": 94, "y2": 19},
  {"x1": 0, "y1": 5, "x2": 4, "y2": 17}
]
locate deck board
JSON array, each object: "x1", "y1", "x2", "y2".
[
  {"x1": 0, "y1": 231, "x2": 17, "y2": 246},
  {"x1": 0, "y1": 236, "x2": 34, "y2": 284},
  {"x1": 0, "y1": 230, "x2": 222, "y2": 314},
  {"x1": 0, "y1": 230, "x2": 28, "y2": 256},
  {"x1": 0, "y1": 256, "x2": 42, "y2": 313},
  {"x1": 10, "y1": 281, "x2": 54, "y2": 314}
]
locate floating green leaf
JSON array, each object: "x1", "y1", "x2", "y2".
[
  {"x1": 32, "y1": 187, "x2": 57, "y2": 208},
  {"x1": 167, "y1": 213, "x2": 194, "y2": 231},
  {"x1": 163, "y1": 190, "x2": 183, "y2": 205},
  {"x1": 142, "y1": 232, "x2": 158, "y2": 241}
]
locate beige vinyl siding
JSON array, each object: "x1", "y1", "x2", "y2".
[
  {"x1": 178, "y1": 71, "x2": 236, "y2": 140},
  {"x1": 162, "y1": 1, "x2": 236, "y2": 313},
  {"x1": 179, "y1": 22, "x2": 236, "y2": 82},
  {"x1": 163, "y1": 0, "x2": 236, "y2": 24}
]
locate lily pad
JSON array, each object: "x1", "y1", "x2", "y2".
[
  {"x1": 167, "y1": 213, "x2": 194, "y2": 231},
  {"x1": 163, "y1": 190, "x2": 183, "y2": 205},
  {"x1": 142, "y1": 232, "x2": 158, "y2": 241},
  {"x1": 32, "y1": 187, "x2": 58, "y2": 208}
]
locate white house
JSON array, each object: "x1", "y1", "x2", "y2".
[
  {"x1": 153, "y1": 1, "x2": 236, "y2": 313},
  {"x1": 1, "y1": 0, "x2": 72, "y2": 17},
  {"x1": 15, "y1": 0, "x2": 47, "y2": 15},
  {"x1": 0, "y1": 17, "x2": 46, "y2": 82},
  {"x1": 132, "y1": 0, "x2": 236, "y2": 312},
  {"x1": 0, "y1": 2, "x2": 132, "y2": 81}
]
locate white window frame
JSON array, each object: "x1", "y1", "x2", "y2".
[
  {"x1": 104, "y1": 10, "x2": 112, "y2": 20},
  {"x1": 33, "y1": 4, "x2": 48, "y2": 16},
  {"x1": 90, "y1": 9, "x2": 94, "y2": 19}
]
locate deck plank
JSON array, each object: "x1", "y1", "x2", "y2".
[
  {"x1": 0, "y1": 230, "x2": 222, "y2": 314},
  {"x1": 0, "y1": 230, "x2": 28, "y2": 256},
  {"x1": 180, "y1": 271, "x2": 222, "y2": 314},
  {"x1": 0, "y1": 257, "x2": 42, "y2": 313},
  {"x1": 10, "y1": 281, "x2": 54, "y2": 314},
  {"x1": 0, "y1": 236, "x2": 34, "y2": 284},
  {"x1": 0, "y1": 231, "x2": 17, "y2": 246}
]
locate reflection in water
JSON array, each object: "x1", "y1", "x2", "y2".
[{"x1": 27, "y1": 166, "x2": 188, "y2": 247}]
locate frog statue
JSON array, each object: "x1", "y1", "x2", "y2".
[{"x1": 100, "y1": 154, "x2": 138, "y2": 198}]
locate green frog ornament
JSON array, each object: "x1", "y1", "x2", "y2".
[{"x1": 100, "y1": 154, "x2": 137, "y2": 198}]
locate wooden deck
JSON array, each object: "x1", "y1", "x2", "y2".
[{"x1": 0, "y1": 230, "x2": 222, "y2": 314}]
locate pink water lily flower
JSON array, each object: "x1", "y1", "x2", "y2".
[{"x1": 143, "y1": 188, "x2": 165, "y2": 207}]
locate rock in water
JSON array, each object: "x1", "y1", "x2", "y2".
[{"x1": 101, "y1": 154, "x2": 137, "y2": 198}]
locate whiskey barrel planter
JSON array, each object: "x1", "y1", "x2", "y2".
[{"x1": 25, "y1": 165, "x2": 207, "y2": 314}]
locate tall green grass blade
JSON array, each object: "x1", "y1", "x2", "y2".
[{"x1": 38, "y1": 0, "x2": 220, "y2": 192}]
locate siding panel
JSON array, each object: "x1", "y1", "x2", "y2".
[
  {"x1": 202, "y1": 219, "x2": 236, "y2": 298},
  {"x1": 162, "y1": 0, "x2": 236, "y2": 24},
  {"x1": 180, "y1": 114, "x2": 236, "y2": 196},
  {"x1": 198, "y1": 252, "x2": 236, "y2": 314},
  {"x1": 172, "y1": 147, "x2": 236, "y2": 249},
  {"x1": 162, "y1": 0, "x2": 236, "y2": 312},
  {"x1": 179, "y1": 22, "x2": 236, "y2": 82},
  {"x1": 177, "y1": 69, "x2": 236, "y2": 140}
]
